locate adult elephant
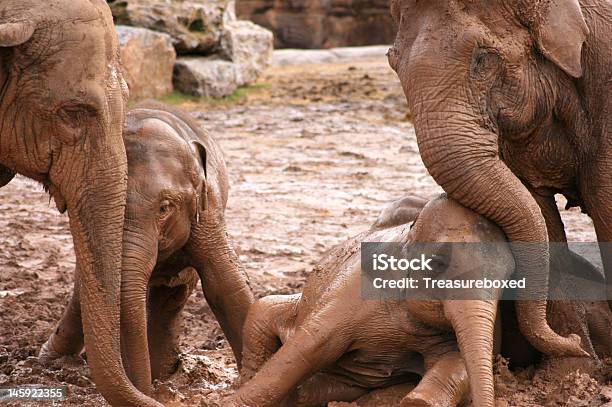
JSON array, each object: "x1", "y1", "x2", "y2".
[
  {"x1": 0, "y1": 1, "x2": 160, "y2": 406},
  {"x1": 388, "y1": 0, "x2": 610, "y2": 357}
]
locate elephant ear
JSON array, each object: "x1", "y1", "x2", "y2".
[
  {"x1": 531, "y1": 0, "x2": 589, "y2": 78},
  {"x1": 191, "y1": 141, "x2": 208, "y2": 214},
  {"x1": 0, "y1": 22, "x2": 35, "y2": 47}
]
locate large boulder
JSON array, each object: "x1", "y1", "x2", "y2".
[
  {"x1": 173, "y1": 57, "x2": 239, "y2": 98},
  {"x1": 220, "y1": 20, "x2": 273, "y2": 85},
  {"x1": 236, "y1": 0, "x2": 396, "y2": 49},
  {"x1": 117, "y1": 26, "x2": 176, "y2": 100},
  {"x1": 173, "y1": 18, "x2": 273, "y2": 98},
  {"x1": 108, "y1": 0, "x2": 234, "y2": 54}
]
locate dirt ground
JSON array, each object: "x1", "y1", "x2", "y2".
[{"x1": 0, "y1": 56, "x2": 610, "y2": 406}]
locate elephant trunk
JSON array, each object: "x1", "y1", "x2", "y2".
[
  {"x1": 444, "y1": 300, "x2": 497, "y2": 407},
  {"x1": 57, "y1": 76, "x2": 162, "y2": 405},
  {"x1": 120, "y1": 222, "x2": 159, "y2": 395},
  {"x1": 408, "y1": 85, "x2": 584, "y2": 357},
  {"x1": 63, "y1": 150, "x2": 161, "y2": 406}
]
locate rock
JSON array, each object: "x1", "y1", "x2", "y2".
[
  {"x1": 116, "y1": 26, "x2": 176, "y2": 100},
  {"x1": 108, "y1": 0, "x2": 234, "y2": 54},
  {"x1": 173, "y1": 57, "x2": 239, "y2": 98},
  {"x1": 173, "y1": 18, "x2": 273, "y2": 98},
  {"x1": 220, "y1": 20, "x2": 273, "y2": 84},
  {"x1": 110, "y1": 1, "x2": 273, "y2": 98},
  {"x1": 236, "y1": 0, "x2": 396, "y2": 49}
]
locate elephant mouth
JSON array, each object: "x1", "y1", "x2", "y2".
[{"x1": 46, "y1": 184, "x2": 67, "y2": 214}]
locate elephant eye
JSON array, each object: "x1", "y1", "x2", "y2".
[
  {"x1": 470, "y1": 48, "x2": 502, "y2": 80},
  {"x1": 159, "y1": 200, "x2": 172, "y2": 217},
  {"x1": 429, "y1": 254, "x2": 449, "y2": 273},
  {"x1": 57, "y1": 104, "x2": 96, "y2": 126}
]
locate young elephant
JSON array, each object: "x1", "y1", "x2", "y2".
[
  {"x1": 40, "y1": 102, "x2": 254, "y2": 395},
  {"x1": 232, "y1": 195, "x2": 515, "y2": 407}
]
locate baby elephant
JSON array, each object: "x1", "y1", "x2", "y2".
[
  {"x1": 40, "y1": 102, "x2": 254, "y2": 395},
  {"x1": 232, "y1": 195, "x2": 515, "y2": 407}
]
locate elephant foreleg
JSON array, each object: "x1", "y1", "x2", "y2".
[
  {"x1": 233, "y1": 321, "x2": 352, "y2": 406},
  {"x1": 285, "y1": 373, "x2": 368, "y2": 407},
  {"x1": 585, "y1": 300, "x2": 612, "y2": 358},
  {"x1": 186, "y1": 217, "x2": 255, "y2": 367},
  {"x1": 241, "y1": 295, "x2": 300, "y2": 383},
  {"x1": 529, "y1": 188, "x2": 596, "y2": 356},
  {"x1": 581, "y1": 158, "x2": 612, "y2": 309},
  {"x1": 39, "y1": 271, "x2": 84, "y2": 365},
  {"x1": 400, "y1": 352, "x2": 469, "y2": 407},
  {"x1": 147, "y1": 268, "x2": 199, "y2": 380}
]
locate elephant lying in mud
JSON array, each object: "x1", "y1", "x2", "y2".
[
  {"x1": 0, "y1": 1, "x2": 161, "y2": 405},
  {"x1": 40, "y1": 102, "x2": 254, "y2": 396},
  {"x1": 231, "y1": 195, "x2": 611, "y2": 407},
  {"x1": 388, "y1": 0, "x2": 612, "y2": 357},
  {"x1": 231, "y1": 195, "x2": 511, "y2": 407}
]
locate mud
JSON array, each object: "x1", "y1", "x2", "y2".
[{"x1": 0, "y1": 56, "x2": 609, "y2": 406}]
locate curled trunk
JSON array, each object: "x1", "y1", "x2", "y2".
[{"x1": 409, "y1": 90, "x2": 585, "y2": 357}]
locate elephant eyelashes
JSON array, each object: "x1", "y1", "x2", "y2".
[
  {"x1": 470, "y1": 49, "x2": 501, "y2": 81},
  {"x1": 159, "y1": 200, "x2": 172, "y2": 218},
  {"x1": 55, "y1": 105, "x2": 97, "y2": 144}
]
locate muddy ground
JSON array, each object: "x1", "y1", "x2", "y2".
[{"x1": 0, "y1": 55, "x2": 610, "y2": 406}]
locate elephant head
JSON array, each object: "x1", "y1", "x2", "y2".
[
  {"x1": 403, "y1": 197, "x2": 513, "y2": 407},
  {"x1": 388, "y1": 0, "x2": 588, "y2": 356},
  {"x1": 119, "y1": 108, "x2": 208, "y2": 393},
  {"x1": 0, "y1": 1, "x2": 160, "y2": 405}
]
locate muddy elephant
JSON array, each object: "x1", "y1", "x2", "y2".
[
  {"x1": 0, "y1": 1, "x2": 162, "y2": 406},
  {"x1": 387, "y1": 0, "x2": 611, "y2": 357},
  {"x1": 232, "y1": 195, "x2": 611, "y2": 407},
  {"x1": 231, "y1": 195, "x2": 517, "y2": 407},
  {"x1": 40, "y1": 101, "x2": 255, "y2": 396}
]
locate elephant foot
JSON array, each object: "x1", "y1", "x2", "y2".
[{"x1": 38, "y1": 340, "x2": 84, "y2": 368}]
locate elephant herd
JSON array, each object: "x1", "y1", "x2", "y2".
[{"x1": 0, "y1": 0, "x2": 610, "y2": 406}]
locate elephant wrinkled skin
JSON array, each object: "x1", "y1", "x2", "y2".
[
  {"x1": 41, "y1": 102, "x2": 255, "y2": 396},
  {"x1": 0, "y1": 1, "x2": 160, "y2": 406},
  {"x1": 388, "y1": 0, "x2": 611, "y2": 358}
]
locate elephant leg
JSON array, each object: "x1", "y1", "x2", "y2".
[
  {"x1": 285, "y1": 372, "x2": 368, "y2": 407},
  {"x1": 234, "y1": 319, "x2": 352, "y2": 406},
  {"x1": 39, "y1": 271, "x2": 84, "y2": 365},
  {"x1": 147, "y1": 267, "x2": 199, "y2": 380},
  {"x1": 186, "y1": 218, "x2": 255, "y2": 368},
  {"x1": 241, "y1": 294, "x2": 300, "y2": 383},
  {"x1": 580, "y1": 161, "x2": 612, "y2": 308},
  {"x1": 585, "y1": 301, "x2": 612, "y2": 358},
  {"x1": 400, "y1": 352, "x2": 469, "y2": 407},
  {"x1": 528, "y1": 189, "x2": 595, "y2": 356}
]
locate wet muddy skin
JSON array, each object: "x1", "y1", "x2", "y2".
[{"x1": 0, "y1": 58, "x2": 608, "y2": 406}]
